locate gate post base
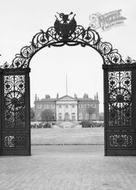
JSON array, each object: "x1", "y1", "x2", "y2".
[{"x1": 105, "y1": 149, "x2": 136, "y2": 156}]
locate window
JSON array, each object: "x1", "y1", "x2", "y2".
[
  {"x1": 72, "y1": 105, "x2": 75, "y2": 108},
  {"x1": 65, "y1": 105, "x2": 68, "y2": 108},
  {"x1": 59, "y1": 105, "x2": 61, "y2": 108},
  {"x1": 58, "y1": 113, "x2": 62, "y2": 120}
]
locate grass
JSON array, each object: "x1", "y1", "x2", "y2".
[{"x1": 31, "y1": 127, "x2": 104, "y2": 145}]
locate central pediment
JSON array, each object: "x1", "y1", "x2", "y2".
[{"x1": 57, "y1": 95, "x2": 76, "y2": 102}]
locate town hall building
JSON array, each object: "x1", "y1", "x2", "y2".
[{"x1": 34, "y1": 93, "x2": 99, "y2": 121}]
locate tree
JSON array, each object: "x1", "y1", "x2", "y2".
[
  {"x1": 30, "y1": 108, "x2": 35, "y2": 121},
  {"x1": 41, "y1": 109, "x2": 55, "y2": 122},
  {"x1": 86, "y1": 106, "x2": 95, "y2": 121}
]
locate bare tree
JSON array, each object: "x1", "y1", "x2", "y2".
[
  {"x1": 30, "y1": 108, "x2": 35, "y2": 121},
  {"x1": 86, "y1": 106, "x2": 95, "y2": 121}
]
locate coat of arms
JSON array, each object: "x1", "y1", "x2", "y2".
[{"x1": 54, "y1": 12, "x2": 77, "y2": 40}]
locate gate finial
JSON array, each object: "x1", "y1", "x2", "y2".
[
  {"x1": 54, "y1": 12, "x2": 77, "y2": 40},
  {"x1": 56, "y1": 12, "x2": 73, "y2": 24}
]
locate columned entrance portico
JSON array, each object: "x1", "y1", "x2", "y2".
[
  {"x1": 56, "y1": 95, "x2": 78, "y2": 121},
  {"x1": 64, "y1": 113, "x2": 70, "y2": 121}
]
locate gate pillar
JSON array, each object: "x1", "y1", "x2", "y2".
[
  {"x1": 0, "y1": 69, "x2": 3, "y2": 155},
  {"x1": 0, "y1": 68, "x2": 31, "y2": 155},
  {"x1": 103, "y1": 63, "x2": 136, "y2": 156}
]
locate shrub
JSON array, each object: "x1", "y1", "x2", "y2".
[
  {"x1": 81, "y1": 120, "x2": 104, "y2": 128},
  {"x1": 43, "y1": 123, "x2": 51, "y2": 128},
  {"x1": 81, "y1": 120, "x2": 92, "y2": 128}
]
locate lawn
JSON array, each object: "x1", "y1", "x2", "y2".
[{"x1": 31, "y1": 127, "x2": 104, "y2": 145}]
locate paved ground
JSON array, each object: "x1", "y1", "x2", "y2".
[{"x1": 1, "y1": 145, "x2": 136, "y2": 190}]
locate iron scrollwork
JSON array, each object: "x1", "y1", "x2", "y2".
[
  {"x1": 109, "y1": 134, "x2": 133, "y2": 148},
  {"x1": 4, "y1": 136, "x2": 15, "y2": 147},
  {"x1": 108, "y1": 71, "x2": 132, "y2": 126},
  {"x1": 4, "y1": 135, "x2": 26, "y2": 148},
  {"x1": 0, "y1": 12, "x2": 133, "y2": 69},
  {"x1": 4, "y1": 75, "x2": 25, "y2": 128}
]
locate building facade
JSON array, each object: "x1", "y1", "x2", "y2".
[
  {"x1": 56, "y1": 95, "x2": 78, "y2": 121},
  {"x1": 34, "y1": 93, "x2": 99, "y2": 121}
]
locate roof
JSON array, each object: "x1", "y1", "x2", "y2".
[
  {"x1": 58, "y1": 95, "x2": 75, "y2": 100},
  {"x1": 35, "y1": 98, "x2": 56, "y2": 102},
  {"x1": 34, "y1": 94, "x2": 99, "y2": 103},
  {"x1": 56, "y1": 95, "x2": 77, "y2": 102}
]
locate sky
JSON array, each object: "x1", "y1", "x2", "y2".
[{"x1": 0, "y1": 0, "x2": 136, "y2": 112}]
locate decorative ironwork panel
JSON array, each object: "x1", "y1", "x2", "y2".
[
  {"x1": 4, "y1": 134, "x2": 28, "y2": 148},
  {"x1": 108, "y1": 71, "x2": 132, "y2": 127},
  {"x1": 103, "y1": 64, "x2": 136, "y2": 156},
  {"x1": 0, "y1": 69, "x2": 31, "y2": 156},
  {"x1": 4, "y1": 136, "x2": 15, "y2": 147},
  {"x1": 109, "y1": 134, "x2": 133, "y2": 148},
  {"x1": 4, "y1": 75, "x2": 25, "y2": 128}
]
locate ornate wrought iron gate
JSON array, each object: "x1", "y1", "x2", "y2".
[
  {"x1": 0, "y1": 68, "x2": 31, "y2": 155},
  {"x1": 103, "y1": 64, "x2": 136, "y2": 155},
  {"x1": 0, "y1": 12, "x2": 135, "y2": 156}
]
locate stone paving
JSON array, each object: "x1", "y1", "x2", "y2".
[{"x1": 0, "y1": 145, "x2": 136, "y2": 190}]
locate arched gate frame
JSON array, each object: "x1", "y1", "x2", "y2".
[{"x1": 0, "y1": 13, "x2": 136, "y2": 156}]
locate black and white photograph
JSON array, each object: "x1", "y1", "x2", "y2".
[{"x1": 0, "y1": 0, "x2": 136, "y2": 189}]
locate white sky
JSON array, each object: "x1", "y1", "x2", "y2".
[{"x1": 0, "y1": 0, "x2": 136, "y2": 112}]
